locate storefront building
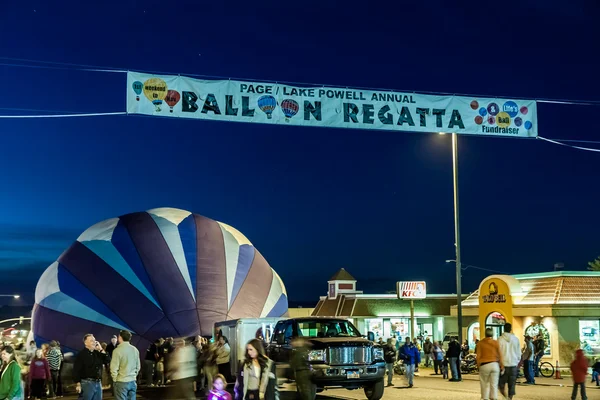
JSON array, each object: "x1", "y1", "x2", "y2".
[
  {"x1": 453, "y1": 271, "x2": 600, "y2": 366},
  {"x1": 311, "y1": 268, "x2": 464, "y2": 342}
]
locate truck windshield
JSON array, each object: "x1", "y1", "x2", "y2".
[{"x1": 297, "y1": 319, "x2": 362, "y2": 338}]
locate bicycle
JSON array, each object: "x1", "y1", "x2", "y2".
[{"x1": 538, "y1": 361, "x2": 554, "y2": 378}]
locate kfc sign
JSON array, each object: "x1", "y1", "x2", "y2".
[{"x1": 397, "y1": 281, "x2": 427, "y2": 299}]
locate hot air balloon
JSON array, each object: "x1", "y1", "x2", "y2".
[
  {"x1": 132, "y1": 81, "x2": 143, "y2": 101},
  {"x1": 280, "y1": 99, "x2": 299, "y2": 122},
  {"x1": 257, "y1": 95, "x2": 277, "y2": 119},
  {"x1": 143, "y1": 78, "x2": 168, "y2": 112},
  {"x1": 165, "y1": 90, "x2": 181, "y2": 113},
  {"x1": 32, "y1": 207, "x2": 288, "y2": 354}
]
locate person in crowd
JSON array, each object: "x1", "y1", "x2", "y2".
[
  {"x1": 422, "y1": 337, "x2": 433, "y2": 368},
  {"x1": 441, "y1": 355, "x2": 449, "y2": 379},
  {"x1": 162, "y1": 337, "x2": 175, "y2": 381},
  {"x1": 40, "y1": 344, "x2": 50, "y2": 359},
  {"x1": 476, "y1": 328, "x2": 503, "y2": 400},
  {"x1": 591, "y1": 357, "x2": 600, "y2": 386},
  {"x1": 521, "y1": 335, "x2": 535, "y2": 385},
  {"x1": 399, "y1": 337, "x2": 420, "y2": 388},
  {"x1": 216, "y1": 336, "x2": 231, "y2": 383},
  {"x1": 234, "y1": 339, "x2": 278, "y2": 400},
  {"x1": 446, "y1": 337, "x2": 462, "y2": 382},
  {"x1": 47, "y1": 341, "x2": 62, "y2": 399},
  {"x1": 0, "y1": 346, "x2": 23, "y2": 400},
  {"x1": 100, "y1": 343, "x2": 111, "y2": 389},
  {"x1": 169, "y1": 338, "x2": 197, "y2": 400},
  {"x1": 106, "y1": 336, "x2": 118, "y2": 358},
  {"x1": 208, "y1": 374, "x2": 232, "y2": 400},
  {"x1": 144, "y1": 339, "x2": 159, "y2": 387},
  {"x1": 55, "y1": 341, "x2": 64, "y2": 398},
  {"x1": 110, "y1": 330, "x2": 140, "y2": 400},
  {"x1": 432, "y1": 341, "x2": 444, "y2": 375},
  {"x1": 291, "y1": 337, "x2": 313, "y2": 400},
  {"x1": 498, "y1": 323, "x2": 520, "y2": 400},
  {"x1": 204, "y1": 341, "x2": 218, "y2": 390},
  {"x1": 391, "y1": 334, "x2": 397, "y2": 348},
  {"x1": 194, "y1": 337, "x2": 207, "y2": 393},
  {"x1": 412, "y1": 338, "x2": 422, "y2": 372},
  {"x1": 533, "y1": 334, "x2": 545, "y2": 377},
  {"x1": 156, "y1": 356, "x2": 165, "y2": 387},
  {"x1": 73, "y1": 334, "x2": 109, "y2": 400},
  {"x1": 28, "y1": 349, "x2": 51, "y2": 400},
  {"x1": 461, "y1": 340, "x2": 470, "y2": 359},
  {"x1": 383, "y1": 338, "x2": 396, "y2": 387},
  {"x1": 570, "y1": 349, "x2": 588, "y2": 400}
]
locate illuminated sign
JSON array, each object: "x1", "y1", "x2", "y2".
[
  {"x1": 396, "y1": 281, "x2": 427, "y2": 299},
  {"x1": 482, "y1": 282, "x2": 506, "y2": 303}
]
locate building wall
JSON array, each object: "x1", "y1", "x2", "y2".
[{"x1": 287, "y1": 308, "x2": 315, "y2": 318}]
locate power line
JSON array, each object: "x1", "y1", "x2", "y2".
[{"x1": 1, "y1": 56, "x2": 600, "y2": 106}]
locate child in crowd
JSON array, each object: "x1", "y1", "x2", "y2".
[
  {"x1": 208, "y1": 374, "x2": 231, "y2": 400},
  {"x1": 156, "y1": 357, "x2": 165, "y2": 386},
  {"x1": 441, "y1": 357, "x2": 449, "y2": 379}
]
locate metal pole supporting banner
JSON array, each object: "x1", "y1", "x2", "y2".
[
  {"x1": 452, "y1": 133, "x2": 463, "y2": 345},
  {"x1": 410, "y1": 299, "x2": 415, "y2": 340}
]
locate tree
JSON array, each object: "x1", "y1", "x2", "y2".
[{"x1": 588, "y1": 257, "x2": 600, "y2": 271}]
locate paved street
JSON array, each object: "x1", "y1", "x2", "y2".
[{"x1": 54, "y1": 374, "x2": 600, "y2": 400}]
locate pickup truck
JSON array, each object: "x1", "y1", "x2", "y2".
[{"x1": 267, "y1": 317, "x2": 385, "y2": 400}]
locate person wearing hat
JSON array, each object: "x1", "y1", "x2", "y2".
[
  {"x1": 521, "y1": 335, "x2": 535, "y2": 384},
  {"x1": 106, "y1": 335, "x2": 119, "y2": 358}
]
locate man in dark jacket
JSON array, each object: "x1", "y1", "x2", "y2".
[
  {"x1": 422, "y1": 338, "x2": 433, "y2": 368},
  {"x1": 383, "y1": 338, "x2": 396, "y2": 387},
  {"x1": 399, "y1": 337, "x2": 420, "y2": 388},
  {"x1": 446, "y1": 338, "x2": 462, "y2": 381},
  {"x1": 533, "y1": 334, "x2": 545, "y2": 377}
]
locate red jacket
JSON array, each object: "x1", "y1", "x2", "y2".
[
  {"x1": 570, "y1": 349, "x2": 588, "y2": 383},
  {"x1": 28, "y1": 358, "x2": 51, "y2": 383}
]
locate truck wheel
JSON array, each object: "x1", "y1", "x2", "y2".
[{"x1": 363, "y1": 379, "x2": 384, "y2": 400}]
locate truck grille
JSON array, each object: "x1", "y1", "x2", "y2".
[{"x1": 328, "y1": 346, "x2": 372, "y2": 365}]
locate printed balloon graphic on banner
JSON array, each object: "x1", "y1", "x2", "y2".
[
  {"x1": 165, "y1": 90, "x2": 181, "y2": 113},
  {"x1": 132, "y1": 81, "x2": 143, "y2": 101},
  {"x1": 257, "y1": 95, "x2": 277, "y2": 119},
  {"x1": 143, "y1": 78, "x2": 168, "y2": 112},
  {"x1": 281, "y1": 99, "x2": 299, "y2": 122},
  {"x1": 31, "y1": 207, "x2": 288, "y2": 353}
]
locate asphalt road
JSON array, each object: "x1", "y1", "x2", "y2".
[{"x1": 56, "y1": 374, "x2": 600, "y2": 400}]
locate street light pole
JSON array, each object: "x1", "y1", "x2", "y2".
[{"x1": 451, "y1": 133, "x2": 463, "y2": 345}]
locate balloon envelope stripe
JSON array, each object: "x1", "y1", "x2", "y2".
[
  {"x1": 227, "y1": 250, "x2": 273, "y2": 319},
  {"x1": 229, "y1": 244, "x2": 256, "y2": 308},
  {"x1": 193, "y1": 214, "x2": 228, "y2": 326},
  {"x1": 178, "y1": 214, "x2": 198, "y2": 295},
  {"x1": 58, "y1": 241, "x2": 168, "y2": 336},
  {"x1": 266, "y1": 293, "x2": 288, "y2": 318},
  {"x1": 121, "y1": 212, "x2": 197, "y2": 336},
  {"x1": 111, "y1": 220, "x2": 160, "y2": 306},
  {"x1": 57, "y1": 263, "x2": 131, "y2": 329}
]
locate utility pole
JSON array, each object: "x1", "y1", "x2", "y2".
[{"x1": 452, "y1": 133, "x2": 463, "y2": 345}]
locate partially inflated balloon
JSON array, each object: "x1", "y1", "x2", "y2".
[
  {"x1": 143, "y1": 78, "x2": 168, "y2": 112},
  {"x1": 32, "y1": 208, "x2": 288, "y2": 353},
  {"x1": 165, "y1": 90, "x2": 181, "y2": 113}
]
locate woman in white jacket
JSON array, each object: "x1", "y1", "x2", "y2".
[{"x1": 216, "y1": 336, "x2": 232, "y2": 383}]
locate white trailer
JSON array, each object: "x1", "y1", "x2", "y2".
[{"x1": 214, "y1": 318, "x2": 282, "y2": 378}]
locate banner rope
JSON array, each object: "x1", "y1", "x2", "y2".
[
  {"x1": 1, "y1": 56, "x2": 600, "y2": 106},
  {"x1": 537, "y1": 137, "x2": 600, "y2": 153},
  {"x1": 0, "y1": 111, "x2": 126, "y2": 119}
]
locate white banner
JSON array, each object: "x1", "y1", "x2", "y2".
[{"x1": 127, "y1": 72, "x2": 538, "y2": 138}]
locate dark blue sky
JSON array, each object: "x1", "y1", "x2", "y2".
[{"x1": 1, "y1": 0, "x2": 599, "y2": 305}]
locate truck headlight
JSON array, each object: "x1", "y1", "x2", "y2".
[
  {"x1": 308, "y1": 349, "x2": 326, "y2": 362},
  {"x1": 373, "y1": 347, "x2": 384, "y2": 360}
]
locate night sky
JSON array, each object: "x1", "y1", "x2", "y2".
[{"x1": 1, "y1": 1, "x2": 599, "y2": 306}]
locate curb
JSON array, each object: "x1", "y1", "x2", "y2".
[{"x1": 417, "y1": 372, "x2": 575, "y2": 388}]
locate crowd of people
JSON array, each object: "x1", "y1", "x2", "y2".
[{"x1": 378, "y1": 325, "x2": 598, "y2": 400}]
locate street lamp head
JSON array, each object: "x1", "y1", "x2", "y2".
[
  {"x1": 438, "y1": 132, "x2": 446, "y2": 135},
  {"x1": 13, "y1": 295, "x2": 20, "y2": 299},
  {"x1": 445, "y1": 259, "x2": 456, "y2": 263}
]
